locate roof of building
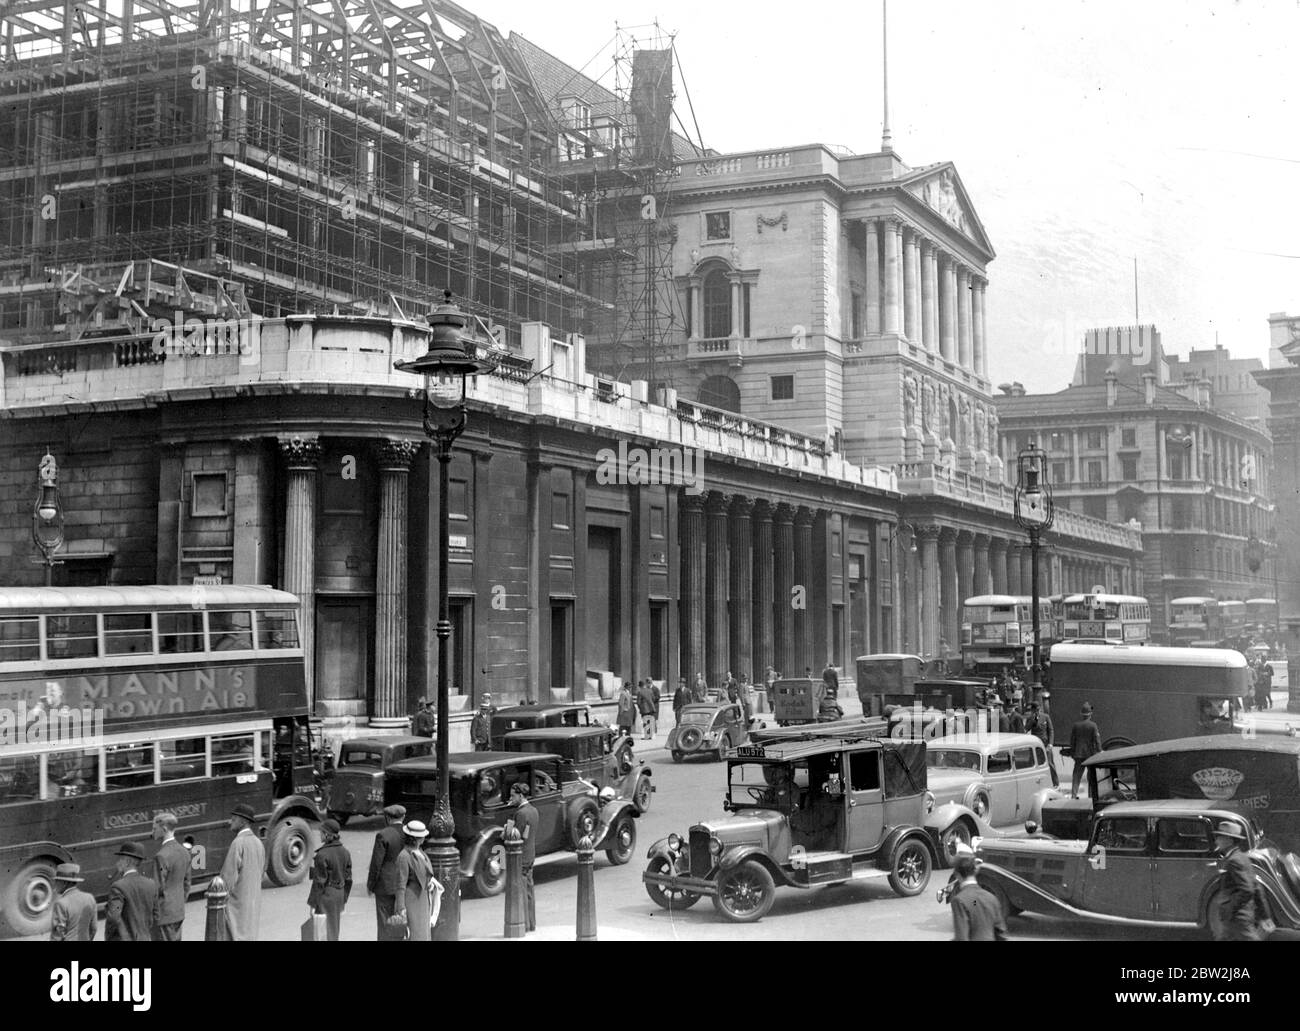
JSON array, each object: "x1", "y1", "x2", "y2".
[{"x1": 994, "y1": 379, "x2": 1201, "y2": 419}]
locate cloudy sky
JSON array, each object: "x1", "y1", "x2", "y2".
[{"x1": 474, "y1": 0, "x2": 1300, "y2": 392}]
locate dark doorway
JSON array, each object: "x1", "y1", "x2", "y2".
[
  {"x1": 649, "y1": 602, "x2": 667, "y2": 682},
  {"x1": 550, "y1": 601, "x2": 573, "y2": 695},
  {"x1": 315, "y1": 597, "x2": 372, "y2": 716},
  {"x1": 586, "y1": 526, "x2": 621, "y2": 675}
]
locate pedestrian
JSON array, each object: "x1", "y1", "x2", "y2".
[
  {"x1": 636, "y1": 678, "x2": 658, "y2": 740},
  {"x1": 994, "y1": 698, "x2": 1011, "y2": 734},
  {"x1": 1212, "y1": 821, "x2": 1267, "y2": 941},
  {"x1": 1066, "y1": 703, "x2": 1102, "y2": 799},
  {"x1": 105, "y1": 841, "x2": 158, "y2": 942},
  {"x1": 220, "y1": 802, "x2": 265, "y2": 941},
  {"x1": 470, "y1": 693, "x2": 495, "y2": 750},
  {"x1": 948, "y1": 854, "x2": 1007, "y2": 941},
  {"x1": 651, "y1": 679, "x2": 662, "y2": 725},
  {"x1": 49, "y1": 863, "x2": 96, "y2": 942},
  {"x1": 1255, "y1": 661, "x2": 1274, "y2": 711},
  {"x1": 392, "y1": 821, "x2": 435, "y2": 941},
  {"x1": 673, "y1": 678, "x2": 690, "y2": 726},
  {"x1": 693, "y1": 671, "x2": 709, "y2": 704},
  {"x1": 822, "y1": 660, "x2": 839, "y2": 700},
  {"x1": 307, "y1": 818, "x2": 352, "y2": 941},
  {"x1": 616, "y1": 682, "x2": 636, "y2": 736},
  {"x1": 1007, "y1": 702, "x2": 1025, "y2": 735},
  {"x1": 413, "y1": 698, "x2": 436, "y2": 737},
  {"x1": 509, "y1": 781, "x2": 539, "y2": 932},
  {"x1": 368, "y1": 804, "x2": 407, "y2": 940},
  {"x1": 150, "y1": 812, "x2": 191, "y2": 941},
  {"x1": 1025, "y1": 702, "x2": 1058, "y2": 787},
  {"x1": 737, "y1": 672, "x2": 754, "y2": 724}
]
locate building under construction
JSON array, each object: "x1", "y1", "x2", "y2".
[{"x1": 0, "y1": 0, "x2": 695, "y2": 356}]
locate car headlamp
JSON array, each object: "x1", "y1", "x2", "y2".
[
  {"x1": 924, "y1": 791, "x2": 935, "y2": 814},
  {"x1": 598, "y1": 786, "x2": 616, "y2": 802},
  {"x1": 667, "y1": 833, "x2": 682, "y2": 851},
  {"x1": 707, "y1": 836, "x2": 723, "y2": 857}
]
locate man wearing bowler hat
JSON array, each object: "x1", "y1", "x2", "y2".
[
  {"x1": 368, "y1": 804, "x2": 407, "y2": 940},
  {"x1": 105, "y1": 841, "x2": 158, "y2": 941},
  {"x1": 49, "y1": 863, "x2": 97, "y2": 942},
  {"x1": 1066, "y1": 703, "x2": 1102, "y2": 799},
  {"x1": 1213, "y1": 821, "x2": 1266, "y2": 941},
  {"x1": 220, "y1": 802, "x2": 265, "y2": 941},
  {"x1": 470, "y1": 694, "x2": 496, "y2": 751},
  {"x1": 308, "y1": 818, "x2": 352, "y2": 941}
]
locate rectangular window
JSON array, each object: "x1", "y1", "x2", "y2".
[
  {"x1": 1086, "y1": 460, "x2": 1104, "y2": 485},
  {"x1": 705, "y1": 211, "x2": 731, "y2": 241},
  {"x1": 771, "y1": 375, "x2": 794, "y2": 401},
  {"x1": 0, "y1": 755, "x2": 39, "y2": 803},
  {"x1": 1051, "y1": 461, "x2": 1068, "y2": 485},
  {"x1": 1121, "y1": 427, "x2": 1137, "y2": 448},
  {"x1": 158, "y1": 612, "x2": 204, "y2": 654},
  {"x1": 256, "y1": 610, "x2": 300, "y2": 649},
  {"x1": 1049, "y1": 431, "x2": 1067, "y2": 452},
  {"x1": 849, "y1": 751, "x2": 881, "y2": 791},
  {"x1": 1012, "y1": 746, "x2": 1037, "y2": 771},
  {"x1": 1083, "y1": 495, "x2": 1108, "y2": 520},
  {"x1": 1086, "y1": 429, "x2": 1103, "y2": 450},
  {"x1": 1121, "y1": 456, "x2": 1138, "y2": 481},
  {"x1": 683, "y1": 286, "x2": 693, "y2": 337},
  {"x1": 0, "y1": 617, "x2": 40, "y2": 662},
  {"x1": 190, "y1": 472, "x2": 228, "y2": 517},
  {"x1": 104, "y1": 743, "x2": 155, "y2": 791},
  {"x1": 1167, "y1": 450, "x2": 1186, "y2": 480},
  {"x1": 45, "y1": 749, "x2": 99, "y2": 799},
  {"x1": 212, "y1": 733, "x2": 258, "y2": 775},
  {"x1": 209, "y1": 610, "x2": 253, "y2": 651},
  {"x1": 159, "y1": 737, "x2": 207, "y2": 782},
  {"x1": 47, "y1": 614, "x2": 99, "y2": 659},
  {"x1": 649, "y1": 505, "x2": 666, "y2": 539},
  {"x1": 104, "y1": 612, "x2": 154, "y2": 655},
  {"x1": 449, "y1": 478, "x2": 470, "y2": 520},
  {"x1": 551, "y1": 491, "x2": 571, "y2": 529},
  {"x1": 831, "y1": 530, "x2": 842, "y2": 557},
  {"x1": 987, "y1": 751, "x2": 1012, "y2": 774},
  {"x1": 1096, "y1": 816, "x2": 1149, "y2": 853}
]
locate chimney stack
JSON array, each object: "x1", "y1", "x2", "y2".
[
  {"x1": 1143, "y1": 371, "x2": 1156, "y2": 405},
  {"x1": 1105, "y1": 371, "x2": 1118, "y2": 408}
]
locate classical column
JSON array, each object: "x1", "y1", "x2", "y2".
[
  {"x1": 864, "y1": 220, "x2": 881, "y2": 335},
  {"x1": 883, "y1": 220, "x2": 903, "y2": 335},
  {"x1": 705, "y1": 491, "x2": 730, "y2": 689},
  {"x1": 794, "y1": 506, "x2": 815, "y2": 674},
  {"x1": 679, "y1": 493, "x2": 707, "y2": 687},
  {"x1": 729, "y1": 496, "x2": 754, "y2": 682},
  {"x1": 957, "y1": 532, "x2": 975, "y2": 617},
  {"x1": 373, "y1": 439, "x2": 420, "y2": 724},
  {"x1": 279, "y1": 435, "x2": 321, "y2": 704},
  {"x1": 939, "y1": 256, "x2": 957, "y2": 361},
  {"x1": 900, "y1": 530, "x2": 918, "y2": 655},
  {"x1": 903, "y1": 229, "x2": 920, "y2": 343},
  {"x1": 1006, "y1": 545, "x2": 1022, "y2": 598},
  {"x1": 773, "y1": 504, "x2": 796, "y2": 677},
  {"x1": 751, "y1": 501, "x2": 776, "y2": 683},
  {"x1": 972, "y1": 278, "x2": 987, "y2": 378},
  {"x1": 940, "y1": 529, "x2": 960, "y2": 658},
  {"x1": 957, "y1": 267, "x2": 973, "y2": 369},
  {"x1": 921, "y1": 241, "x2": 938, "y2": 353},
  {"x1": 1021, "y1": 547, "x2": 1034, "y2": 596},
  {"x1": 730, "y1": 278, "x2": 742, "y2": 340},
  {"x1": 972, "y1": 533, "x2": 991, "y2": 597},
  {"x1": 918, "y1": 526, "x2": 941, "y2": 661},
  {"x1": 989, "y1": 538, "x2": 1008, "y2": 594}
]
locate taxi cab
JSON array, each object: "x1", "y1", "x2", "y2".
[{"x1": 325, "y1": 735, "x2": 432, "y2": 825}]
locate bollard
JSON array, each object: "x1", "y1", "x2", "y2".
[
  {"x1": 502, "y1": 822, "x2": 526, "y2": 938},
  {"x1": 204, "y1": 875, "x2": 230, "y2": 941},
  {"x1": 576, "y1": 834, "x2": 597, "y2": 942}
]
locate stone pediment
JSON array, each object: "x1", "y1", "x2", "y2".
[{"x1": 900, "y1": 164, "x2": 993, "y2": 255}]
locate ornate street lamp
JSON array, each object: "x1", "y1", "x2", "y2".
[
  {"x1": 32, "y1": 451, "x2": 64, "y2": 586},
  {"x1": 394, "y1": 292, "x2": 495, "y2": 942},
  {"x1": 1014, "y1": 441, "x2": 1054, "y2": 702}
]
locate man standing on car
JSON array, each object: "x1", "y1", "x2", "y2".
[
  {"x1": 1025, "y1": 702, "x2": 1058, "y2": 787},
  {"x1": 949, "y1": 854, "x2": 1007, "y2": 941},
  {"x1": 150, "y1": 812, "x2": 191, "y2": 941},
  {"x1": 1213, "y1": 821, "x2": 1265, "y2": 940},
  {"x1": 1066, "y1": 703, "x2": 1102, "y2": 799},
  {"x1": 368, "y1": 804, "x2": 407, "y2": 940},
  {"x1": 470, "y1": 693, "x2": 495, "y2": 751},
  {"x1": 508, "y1": 782, "x2": 539, "y2": 932}
]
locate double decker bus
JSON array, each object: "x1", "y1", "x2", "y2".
[
  {"x1": 1168, "y1": 596, "x2": 1220, "y2": 646},
  {"x1": 1218, "y1": 600, "x2": 1247, "y2": 639},
  {"x1": 959, "y1": 595, "x2": 1055, "y2": 672},
  {"x1": 1246, "y1": 598, "x2": 1279, "y2": 645},
  {"x1": 1058, "y1": 592, "x2": 1150, "y2": 644},
  {"x1": 0, "y1": 586, "x2": 323, "y2": 936}
]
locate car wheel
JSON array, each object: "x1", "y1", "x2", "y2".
[
  {"x1": 569, "y1": 800, "x2": 599, "y2": 845},
  {"x1": 1, "y1": 860, "x2": 58, "y2": 936},
  {"x1": 644, "y1": 855, "x2": 700, "y2": 910},
  {"x1": 968, "y1": 789, "x2": 991, "y2": 820},
  {"x1": 472, "y1": 841, "x2": 507, "y2": 898},
  {"x1": 712, "y1": 860, "x2": 777, "y2": 923},
  {"x1": 678, "y1": 726, "x2": 704, "y2": 752},
  {"x1": 267, "y1": 817, "x2": 314, "y2": 886},
  {"x1": 888, "y1": 838, "x2": 932, "y2": 897},
  {"x1": 939, "y1": 821, "x2": 972, "y2": 867},
  {"x1": 671, "y1": 750, "x2": 684, "y2": 763},
  {"x1": 605, "y1": 815, "x2": 636, "y2": 866},
  {"x1": 633, "y1": 774, "x2": 653, "y2": 813},
  {"x1": 326, "y1": 811, "x2": 350, "y2": 828}
]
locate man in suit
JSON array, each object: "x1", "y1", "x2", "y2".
[
  {"x1": 509, "y1": 782, "x2": 539, "y2": 933},
  {"x1": 469, "y1": 694, "x2": 495, "y2": 750},
  {"x1": 413, "y1": 699, "x2": 436, "y2": 737},
  {"x1": 151, "y1": 812, "x2": 192, "y2": 941},
  {"x1": 949, "y1": 855, "x2": 1007, "y2": 941},
  {"x1": 1025, "y1": 702, "x2": 1058, "y2": 787},
  {"x1": 821, "y1": 660, "x2": 839, "y2": 700},
  {"x1": 308, "y1": 818, "x2": 352, "y2": 941},
  {"x1": 220, "y1": 803, "x2": 265, "y2": 941},
  {"x1": 367, "y1": 804, "x2": 406, "y2": 940},
  {"x1": 1214, "y1": 821, "x2": 1265, "y2": 941},
  {"x1": 49, "y1": 863, "x2": 97, "y2": 942},
  {"x1": 105, "y1": 842, "x2": 158, "y2": 941},
  {"x1": 1067, "y1": 703, "x2": 1102, "y2": 798}
]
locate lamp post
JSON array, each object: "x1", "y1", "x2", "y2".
[
  {"x1": 395, "y1": 292, "x2": 495, "y2": 942},
  {"x1": 32, "y1": 451, "x2": 64, "y2": 586},
  {"x1": 1014, "y1": 442, "x2": 1054, "y2": 702}
]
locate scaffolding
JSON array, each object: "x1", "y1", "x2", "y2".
[{"x1": 0, "y1": 0, "x2": 617, "y2": 350}]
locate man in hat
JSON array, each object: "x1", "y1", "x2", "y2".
[
  {"x1": 507, "y1": 782, "x2": 538, "y2": 932},
  {"x1": 1025, "y1": 702, "x2": 1058, "y2": 787},
  {"x1": 1213, "y1": 821, "x2": 1265, "y2": 941},
  {"x1": 151, "y1": 811, "x2": 191, "y2": 941},
  {"x1": 49, "y1": 863, "x2": 97, "y2": 942},
  {"x1": 1067, "y1": 703, "x2": 1102, "y2": 799},
  {"x1": 220, "y1": 803, "x2": 265, "y2": 941},
  {"x1": 413, "y1": 698, "x2": 436, "y2": 738},
  {"x1": 368, "y1": 804, "x2": 407, "y2": 940},
  {"x1": 308, "y1": 818, "x2": 352, "y2": 941},
  {"x1": 470, "y1": 694, "x2": 496, "y2": 751},
  {"x1": 105, "y1": 842, "x2": 158, "y2": 941}
]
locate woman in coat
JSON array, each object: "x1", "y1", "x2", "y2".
[{"x1": 393, "y1": 821, "x2": 434, "y2": 941}]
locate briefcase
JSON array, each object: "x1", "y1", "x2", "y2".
[{"x1": 300, "y1": 910, "x2": 328, "y2": 942}]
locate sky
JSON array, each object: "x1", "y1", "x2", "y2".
[{"x1": 471, "y1": 0, "x2": 1300, "y2": 393}]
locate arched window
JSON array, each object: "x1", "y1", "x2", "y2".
[
  {"x1": 698, "y1": 375, "x2": 741, "y2": 413},
  {"x1": 702, "y1": 267, "x2": 731, "y2": 339}
]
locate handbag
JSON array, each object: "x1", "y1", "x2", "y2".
[{"x1": 300, "y1": 910, "x2": 328, "y2": 942}]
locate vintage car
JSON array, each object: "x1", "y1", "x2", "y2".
[
  {"x1": 503, "y1": 725, "x2": 655, "y2": 813},
  {"x1": 488, "y1": 702, "x2": 594, "y2": 749},
  {"x1": 384, "y1": 751, "x2": 638, "y2": 897},
  {"x1": 974, "y1": 799, "x2": 1300, "y2": 936},
  {"x1": 923, "y1": 733, "x2": 1061, "y2": 831},
  {"x1": 324, "y1": 735, "x2": 432, "y2": 825},
  {"x1": 642, "y1": 738, "x2": 941, "y2": 922},
  {"x1": 667, "y1": 702, "x2": 749, "y2": 762}
]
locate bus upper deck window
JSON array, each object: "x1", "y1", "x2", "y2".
[
  {"x1": 47, "y1": 615, "x2": 98, "y2": 659},
  {"x1": 158, "y1": 612, "x2": 204, "y2": 654},
  {"x1": 104, "y1": 612, "x2": 154, "y2": 655},
  {"x1": 0, "y1": 617, "x2": 40, "y2": 662},
  {"x1": 210, "y1": 610, "x2": 254, "y2": 651},
  {"x1": 256, "y1": 610, "x2": 299, "y2": 649}
]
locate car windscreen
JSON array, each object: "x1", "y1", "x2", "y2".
[
  {"x1": 883, "y1": 743, "x2": 926, "y2": 799},
  {"x1": 728, "y1": 760, "x2": 806, "y2": 808},
  {"x1": 928, "y1": 748, "x2": 981, "y2": 772},
  {"x1": 680, "y1": 711, "x2": 713, "y2": 726},
  {"x1": 340, "y1": 748, "x2": 383, "y2": 767}
]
